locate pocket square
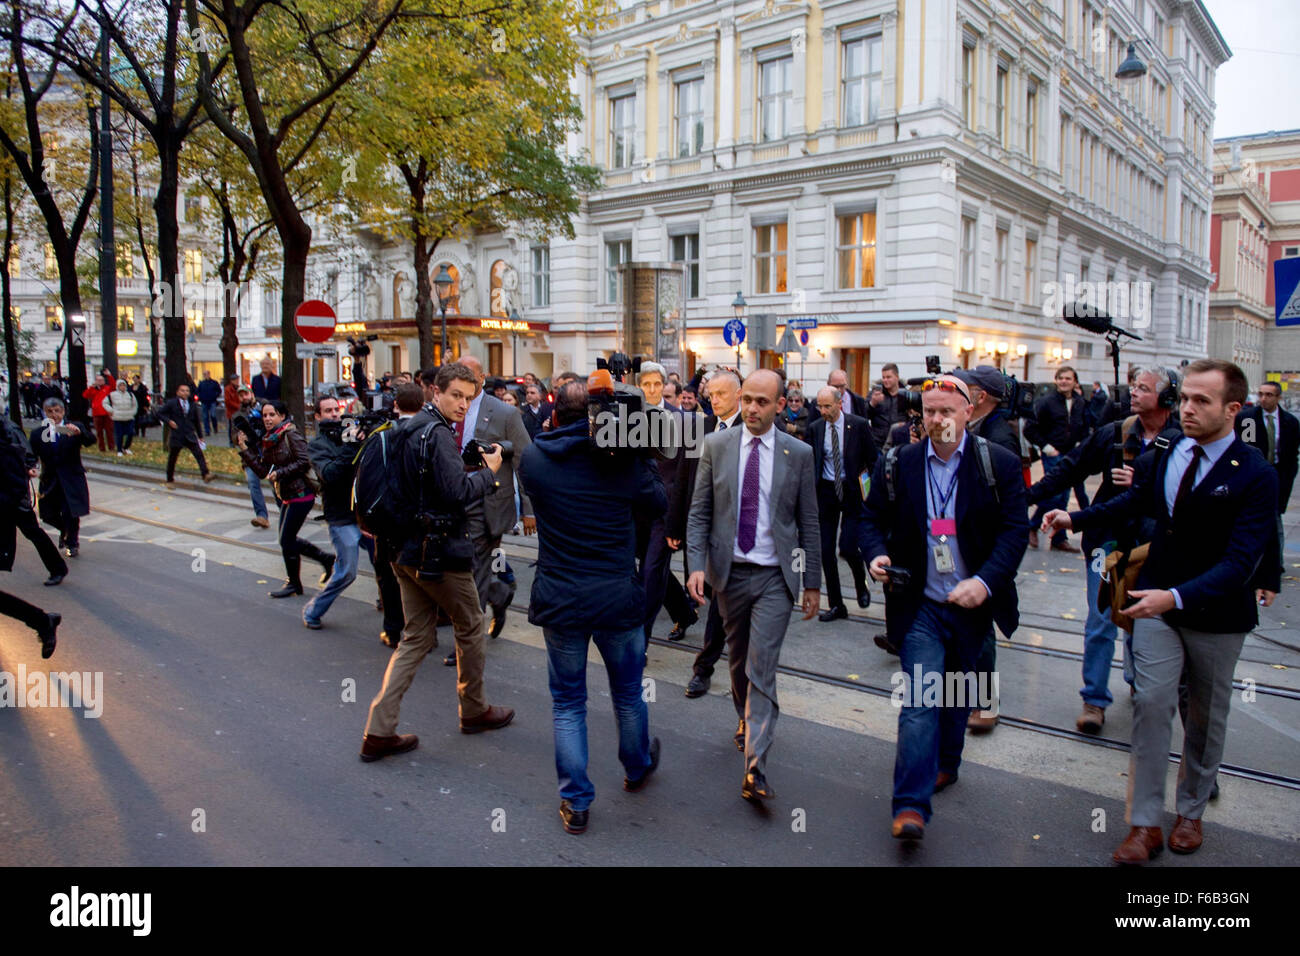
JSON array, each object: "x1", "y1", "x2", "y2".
[{"x1": 1209, "y1": 484, "x2": 1230, "y2": 497}]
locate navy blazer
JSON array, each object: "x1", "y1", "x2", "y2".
[
  {"x1": 1235, "y1": 405, "x2": 1299, "y2": 511},
  {"x1": 808, "y1": 411, "x2": 878, "y2": 516},
  {"x1": 858, "y1": 438, "x2": 1029, "y2": 641},
  {"x1": 1070, "y1": 435, "x2": 1280, "y2": 634}
]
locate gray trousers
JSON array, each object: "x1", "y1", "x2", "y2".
[
  {"x1": 1128, "y1": 616, "x2": 1246, "y2": 826},
  {"x1": 466, "y1": 506, "x2": 514, "y2": 613},
  {"x1": 716, "y1": 563, "x2": 794, "y2": 775}
]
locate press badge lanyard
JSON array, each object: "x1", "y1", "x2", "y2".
[{"x1": 926, "y1": 451, "x2": 959, "y2": 574}]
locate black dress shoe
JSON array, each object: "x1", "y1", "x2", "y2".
[
  {"x1": 318, "y1": 556, "x2": 335, "y2": 585},
  {"x1": 443, "y1": 652, "x2": 456, "y2": 667},
  {"x1": 684, "y1": 673, "x2": 710, "y2": 698},
  {"x1": 269, "y1": 582, "x2": 304, "y2": 598},
  {"x1": 65, "y1": 546, "x2": 78, "y2": 558},
  {"x1": 667, "y1": 622, "x2": 689, "y2": 641},
  {"x1": 375, "y1": 597, "x2": 384, "y2": 613},
  {"x1": 857, "y1": 590, "x2": 871, "y2": 609},
  {"x1": 818, "y1": 605, "x2": 848, "y2": 623},
  {"x1": 559, "y1": 800, "x2": 588, "y2": 834},
  {"x1": 379, "y1": 631, "x2": 400, "y2": 649},
  {"x1": 489, "y1": 601, "x2": 508, "y2": 639},
  {"x1": 624, "y1": 737, "x2": 661, "y2": 792},
  {"x1": 873, "y1": 633, "x2": 899, "y2": 655},
  {"x1": 43, "y1": 573, "x2": 65, "y2": 586},
  {"x1": 1210, "y1": 778, "x2": 1220, "y2": 801},
  {"x1": 742, "y1": 770, "x2": 773, "y2": 803},
  {"x1": 38, "y1": 612, "x2": 60, "y2": 659},
  {"x1": 734, "y1": 721, "x2": 746, "y2": 753}
]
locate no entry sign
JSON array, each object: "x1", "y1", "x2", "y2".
[{"x1": 294, "y1": 299, "x2": 337, "y2": 343}]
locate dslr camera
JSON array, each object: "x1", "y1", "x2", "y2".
[
  {"x1": 231, "y1": 411, "x2": 265, "y2": 448},
  {"x1": 462, "y1": 437, "x2": 512, "y2": 469},
  {"x1": 414, "y1": 512, "x2": 457, "y2": 581}
]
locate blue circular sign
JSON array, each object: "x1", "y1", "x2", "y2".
[
  {"x1": 799, "y1": 329, "x2": 809, "y2": 346},
  {"x1": 723, "y1": 318, "x2": 746, "y2": 346}
]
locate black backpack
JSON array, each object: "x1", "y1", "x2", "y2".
[
  {"x1": 351, "y1": 421, "x2": 407, "y2": 537},
  {"x1": 883, "y1": 434, "x2": 1001, "y2": 503}
]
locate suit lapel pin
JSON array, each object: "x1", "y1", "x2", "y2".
[
  {"x1": 783, "y1": 448, "x2": 789, "y2": 455},
  {"x1": 1230, "y1": 460, "x2": 1238, "y2": 466}
]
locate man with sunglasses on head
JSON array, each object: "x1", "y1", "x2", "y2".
[{"x1": 859, "y1": 374, "x2": 1029, "y2": 842}]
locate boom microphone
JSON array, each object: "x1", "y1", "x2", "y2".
[{"x1": 1061, "y1": 303, "x2": 1142, "y2": 340}]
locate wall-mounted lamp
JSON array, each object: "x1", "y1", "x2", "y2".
[
  {"x1": 1050, "y1": 346, "x2": 1063, "y2": 360},
  {"x1": 1015, "y1": 343, "x2": 1028, "y2": 357},
  {"x1": 996, "y1": 341, "x2": 1009, "y2": 355},
  {"x1": 960, "y1": 337, "x2": 975, "y2": 352},
  {"x1": 938, "y1": 319, "x2": 956, "y2": 327},
  {"x1": 1062, "y1": 348, "x2": 1073, "y2": 361}
]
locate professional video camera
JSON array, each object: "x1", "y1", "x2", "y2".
[
  {"x1": 346, "y1": 334, "x2": 378, "y2": 358},
  {"x1": 230, "y1": 411, "x2": 266, "y2": 448},
  {"x1": 597, "y1": 352, "x2": 641, "y2": 384},
  {"x1": 318, "y1": 409, "x2": 394, "y2": 446}
]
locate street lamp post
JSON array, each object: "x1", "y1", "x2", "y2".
[
  {"x1": 67, "y1": 312, "x2": 88, "y2": 420},
  {"x1": 1116, "y1": 40, "x2": 1147, "y2": 81},
  {"x1": 434, "y1": 264, "x2": 453, "y2": 364},
  {"x1": 509, "y1": 307, "x2": 521, "y2": 377},
  {"x1": 731, "y1": 290, "x2": 746, "y2": 372}
]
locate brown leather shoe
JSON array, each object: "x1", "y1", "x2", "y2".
[
  {"x1": 934, "y1": 771, "x2": 958, "y2": 792},
  {"x1": 967, "y1": 709, "x2": 998, "y2": 732},
  {"x1": 250, "y1": 516, "x2": 270, "y2": 528},
  {"x1": 891, "y1": 810, "x2": 925, "y2": 840},
  {"x1": 359, "y1": 733, "x2": 418, "y2": 762},
  {"x1": 460, "y1": 704, "x2": 515, "y2": 734},
  {"x1": 1051, "y1": 539, "x2": 1081, "y2": 553},
  {"x1": 1168, "y1": 815, "x2": 1203, "y2": 854},
  {"x1": 1113, "y1": 826, "x2": 1163, "y2": 864},
  {"x1": 202, "y1": 472, "x2": 215, "y2": 483},
  {"x1": 1027, "y1": 529, "x2": 1039, "y2": 549},
  {"x1": 1076, "y1": 703, "x2": 1105, "y2": 734}
]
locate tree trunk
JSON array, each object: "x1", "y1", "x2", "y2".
[
  {"x1": 154, "y1": 141, "x2": 187, "y2": 397},
  {"x1": 279, "y1": 227, "x2": 310, "y2": 424},
  {"x1": 2, "y1": 178, "x2": 18, "y2": 425},
  {"x1": 413, "y1": 233, "x2": 434, "y2": 368},
  {"x1": 217, "y1": 247, "x2": 245, "y2": 382}
]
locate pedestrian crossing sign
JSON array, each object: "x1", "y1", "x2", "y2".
[{"x1": 1277, "y1": 257, "x2": 1300, "y2": 326}]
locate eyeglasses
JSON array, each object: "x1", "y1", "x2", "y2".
[{"x1": 921, "y1": 379, "x2": 971, "y2": 403}]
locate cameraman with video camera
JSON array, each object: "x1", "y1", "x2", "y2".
[
  {"x1": 302, "y1": 395, "x2": 366, "y2": 630},
  {"x1": 359, "y1": 363, "x2": 514, "y2": 763}
]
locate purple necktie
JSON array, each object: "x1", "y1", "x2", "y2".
[{"x1": 737, "y1": 436, "x2": 761, "y2": 553}]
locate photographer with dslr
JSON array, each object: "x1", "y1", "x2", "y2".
[
  {"x1": 518, "y1": 379, "x2": 666, "y2": 834},
  {"x1": 359, "y1": 363, "x2": 514, "y2": 763},
  {"x1": 302, "y1": 395, "x2": 366, "y2": 630},
  {"x1": 235, "y1": 400, "x2": 335, "y2": 598},
  {"x1": 859, "y1": 375, "x2": 1029, "y2": 842},
  {"x1": 231, "y1": 387, "x2": 271, "y2": 528}
]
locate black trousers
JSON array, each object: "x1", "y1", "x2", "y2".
[
  {"x1": 364, "y1": 534, "x2": 405, "y2": 636},
  {"x1": 815, "y1": 478, "x2": 867, "y2": 609},
  {"x1": 15, "y1": 507, "x2": 67, "y2": 576},
  {"x1": 0, "y1": 587, "x2": 48, "y2": 632},
  {"x1": 38, "y1": 485, "x2": 80, "y2": 548},
  {"x1": 166, "y1": 439, "x2": 209, "y2": 480}
]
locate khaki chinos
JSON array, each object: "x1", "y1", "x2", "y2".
[{"x1": 364, "y1": 565, "x2": 488, "y2": 733}]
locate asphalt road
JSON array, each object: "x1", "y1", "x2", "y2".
[{"x1": 1, "y1": 499, "x2": 1296, "y2": 866}]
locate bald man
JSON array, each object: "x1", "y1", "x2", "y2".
[{"x1": 687, "y1": 369, "x2": 821, "y2": 804}]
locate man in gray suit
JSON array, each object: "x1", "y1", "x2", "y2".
[
  {"x1": 687, "y1": 369, "x2": 821, "y2": 804},
  {"x1": 444, "y1": 357, "x2": 535, "y2": 663}
]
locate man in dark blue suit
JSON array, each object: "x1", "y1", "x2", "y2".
[
  {"x1": 809, "y1": 387, "x2": 876, "y2": 620},
  {"x1": 1045, "y1": 359, "x2": 1281, "y2": 865},
  {"x1": 251, "y1": 358, "x2": 281, "y2": 402},
  {"x1": 859, "y1": 374, "x2": 1029, "y2": 841}
]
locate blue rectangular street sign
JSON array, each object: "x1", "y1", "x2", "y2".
[
  {"x1": 1276, "y1": 257, "x2": 1300, "y2": 326},
  {"x1": 787, "y1": 317, "x2": 818, "y2": 330}
]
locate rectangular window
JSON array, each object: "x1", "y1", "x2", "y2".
[
  {"x1": 184, "y1": 195, "x2": 201, "y2": 224},
  {"x1": 531, "y1": 245, "x2": 550, "y2": 308},
  {"x1": 836, "y1": 212, "x2": 877, "y2": 289},
  {"x1": 670, "y1": 232, "x2": 701, "y2": 298},
  {"x1": 753, "y1": 222, "x2": 788, "y2": 294},
  {"x1": 995, "y1": 63, "x2": 1008, "y2": 147},
  {"x1": 1080, "y1": 257, "x2": 1090, "y2": 285},
  {"x1": 960, "y1": 214, "x2": 977, "y2": 293},
  {"x1": 184, "y1": 248, "x2": 203, "y2": 283},
  {"x1": 605, "y1": 239, "x2": 631, "y2": 303},
  {"x1": 610, "y1": 93, "x2": 636, "y2": 169},
  {"x1": 1024, "y1": 237, "x2": 1037, "y2": 306},
  {"x1": 43, "y1": 243, "x2": 57, "y2": 279},
  {"x1": 961, "y1": 43, "x2": 975, "y2": 130},
  {"x1": 758, "y1": 55, "x2": 793, "y2": 142},
  {"x1": 842, "y1": 33, "x2": 882, "y2": 127},
  {"x1": 994, "y1": 225, "x2": 1009, "y2": 298},
  {"x1": 186, "y1": 306, "x2": 204, "y2": 334},
  {"x1": 115, "y1": 243, "x2": 133, "y2": 278},
  {"x1": 1025, "y1": 81, "x2": 1038, "y2": 160},
  {"x1": 675, "y1": 77, "x2": 704, "y2": 157},
  {"x1": 45, "y1": 305, "x2": 63, "y2": 331},
  {"x1": 117, "y1": 305, "x2": 134, "y2": 332}
]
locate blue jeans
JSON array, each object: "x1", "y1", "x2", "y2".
[
  {"x1": 1082, "y1": 544, "x2": 1132, "y2": 707},
  {"x1": 543, "y1": 625, "x2": 652, "y2": 812},
  {"x1": 200, "y1": 401, "x2": 218, "y2": 435},
  {"x1": 893, "y1": 600, "x2": 987, "y2": 821},
  {"x1": 112, "y1": 419, "x2": 135, "y2": 451},
  {"x1": 1031, "y1": 454, "x2": 1071, "y2": 545},
  {"x1": 246, "y1": 467, "x2": 268, "y2": 520},
  {"x1": 303, "y1": 522, "x2": 361, "y2": 624}
]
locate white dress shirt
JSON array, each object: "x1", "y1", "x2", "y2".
[
  {"x1": 821, "y1": 414, "x2": 846, "y2": 481},
  {"x1": 462, "y1": 391, "x2": 485, "y2": 447},
  {"x1": 733, "y1": 423, "x2": 778, "y2": 567},
  {"x1": 840, "y1": 389, "x2": 852, "y2": 417}
]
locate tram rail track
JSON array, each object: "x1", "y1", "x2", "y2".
[{"x1": 85, "y1": 494, "x2": 1300, "y2": 792}]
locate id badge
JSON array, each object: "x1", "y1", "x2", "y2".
[
  {"x1": 929, "y1": 518, "x2": 957, "y2": 536},
  {"x1": 932, "y1": 541, "x2": 955, "y2": 574}
]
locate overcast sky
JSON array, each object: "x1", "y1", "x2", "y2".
[{"x1": 1202, "y1": 0, "x2": 1300, "y2": 140}]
